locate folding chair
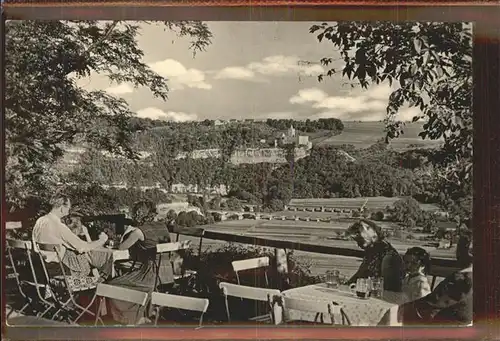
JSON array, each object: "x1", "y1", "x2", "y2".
[
  {"x1": 94, "y1": 283, "x2": 149, "y2": 326},
  {"x1": 5, "y1": 239, "x2": 55, "y2": 319},
  {"x1": 150, "y1": 292, "x2": 209, "y2": 328},
  {"x1": 219, "y1": 282, "x2": 280, "y2": 323},
  {"x1": 174, "y1": 226, "x2": 205, "y2": 257},
  {"x1": 231, "y1": 257, "x2": 270, "y2": 287},
  {"x1": 274, "y1": 295, "x2": 349, "y2": 325},
  {"x1": 34, "y1": 242, "x2": 100, "y2": 324},
  {"x1": 154, "y1": 241, "x2": 195, "y2": 290}
]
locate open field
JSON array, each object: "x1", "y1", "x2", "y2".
[
  {"x1": 319, "y1": 121, "x2": 443, "y2": 150},
  {"x1": 288, "y1": 197, "x2": 441, "y2": 212}
]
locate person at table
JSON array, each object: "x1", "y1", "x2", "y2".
[
  {"x1": 345, "y1": 219, "x2": 405, "y2": 292},
  {"x1": 402, "y1": 247, "x2": 432, "y2": 302},
  {"x1": 105, "y1": 200, "x2": 183, "y2": 325},
  {"x1": 64, "y1": 208, "x2": 92, "y2": 242},
  {"x1": 32, "y1": 194, "x2": 114, "y2": 280},
  {"x1": 398, "y1": 230, "x2": 472, "y2": 326}
]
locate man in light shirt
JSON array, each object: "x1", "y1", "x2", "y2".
[{"x1": 32, "y1": 195, "x2": 114, "y2": 279}]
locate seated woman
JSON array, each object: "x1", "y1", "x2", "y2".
[
  {"x1": 105, "y1": 200, "x2": 182, "y2": 325},
  {"x1": 345, "y1": 219, "x2": 405, "y2": 292},
  {"x1": 398, "y1": 229, "x2": 473, "y2": 326}
]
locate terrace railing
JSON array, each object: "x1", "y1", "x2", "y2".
[{"x1": 84, "y1": 214, "x2": 459, "y2": 290}]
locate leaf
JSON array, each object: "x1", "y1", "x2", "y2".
[
  {"x1": 423, "y1": 51, "x2": 430, "y2": 65},
  {"x1": 410, "y1": 64, "x2": 418, "y2": 76},
  {"x1": 413, "y1": 38, "x2": 422, "y2": 54}
]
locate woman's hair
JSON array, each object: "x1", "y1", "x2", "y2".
[
  {"x1": 347, "y1": 219, "x2": 385, "y2": 240},
  {"x1": 405, "y1": 247, "x2": 432, "y2": 275},
  {"x1": 131, "y1": 200, "x2": 157, "y2": 226},
  {"x1": 456, "y1": 229, "x2": 473, "y2": 268}
]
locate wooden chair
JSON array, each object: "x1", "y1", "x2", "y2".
[
  {"x1": 94, "y1": 283, "x2": 149, "y2": 326},
  {"x1": 219, "y1": 282, "x2": 280, "y2": 323},
  {"x1": 231, "y1": 256, "x2": 270, "y2": 287},
  {"x1": 33, "y1": 242, "x2": 100, "y2": 324},
  {"x1": 150, "y1": 292, "x2": 209, "y2": 328},
  {"x1": 5, "y1": 239, "x2": 55, "y2": 319},
  {"x1": 274, "y1": 295, "x2": 349, "y2": 325}
]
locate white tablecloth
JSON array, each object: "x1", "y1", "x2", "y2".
[{"x1": 282, "y1": 283, "x2": 407, "y2": 326}]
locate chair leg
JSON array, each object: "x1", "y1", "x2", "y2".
[
  {"x1": 73, "y1": 292, "x2": 98, "y2": 323},
  {"x1": 18, "y1": 301, "x2": 31, "y2": 315},
  {"x1": 38, "y1": 303, "x2": 55, "y2": 318}
]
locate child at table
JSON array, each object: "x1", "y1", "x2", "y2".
[{"x1": 402, "y1": 247, "x2": 432, "y2": 302}]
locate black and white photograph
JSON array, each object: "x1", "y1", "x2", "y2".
[{"x1": 4, "y1": 20, "x2": 473, "y2": 328}]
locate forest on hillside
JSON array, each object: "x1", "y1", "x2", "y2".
[{"x1": 61, "y1": 118, "x2": 470, "y2": 223}]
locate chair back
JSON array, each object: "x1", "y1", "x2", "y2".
[
  {"x1": 34, "y1": 242, "x2": 63, "y2": 261},
  {"x1": 276, "y1": 296, "x2": 346, "y2": 325},
  {"x1": 156, "y1": 241, "x2": 191, "y2": 254},
  {"x1": 232, "y1": 256, "x2": 269, "y2": 272},
  {"x1": 94, "y1": 283, "x2": 149, "y2": 325},
  {"x1": 219, "y1": 282, "x2": 279, "y2": 302},
  {"x1": 7, "y1": 238, "x2": 32, "y2": 250},
  {"x1": 219, "y1": 282, "x2": 280, "y2": 323},
  {"x1": 96, "y1": 283, "x2": 149, "y2": 305},
  {"x1": 231, "y1": 257, "x2": 270, "y2": 286},
  {"x1": 151, "y1": 292, "x2": 209, "y2": 327}
]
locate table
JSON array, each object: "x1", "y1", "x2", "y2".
[
  {"x1": 95, "y1": 247, "x2": 130, "y2": 277},
  {"x1": 282, "y1": 283, "x2": 408, "y2": 326}
]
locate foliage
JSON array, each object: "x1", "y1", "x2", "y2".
[
  {"x1": 266, "y1": 118, "x2": 344, "y2": 132},
  {"x1": 190, "y1": 243, "x2": 321, "y2": 288},
  {"x1": 371, "y1": 211, "x2": 385, "y2": 221},
  {"x1": 309, "y1": 22, "x2": 472, "y2": 218},
  {"x1": 5, "y1": 20, "x2": 212, "y2": 210}
]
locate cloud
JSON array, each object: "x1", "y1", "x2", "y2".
[
  {"x1": 290, "y1": 83, "x2": 422, "y2": 121},
  {"x1": 215, "y1": 67, "x2": 255, "y2": 80},
  {"x1": 289, "y1": 88, "x2": 328, "y2": 105},
  {"x1": 148, "y1": 59, "x2": 211, "y2": 90},
  {"x1": 248, "y1": 55, "x2": 324, "y2": 77},
  {"x1": 214, "y1": 55, "x2": 325, "y2": 82},
  {"x1": 136, "y1": 107, "x2": 198, "y2": 122},
  {"x1": 105, "y1": 83, "x2": 134, "y2": 95}
]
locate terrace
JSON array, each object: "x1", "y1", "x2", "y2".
[{"x1": 6, "y1": 213, "x2": 459, "y2": 328}]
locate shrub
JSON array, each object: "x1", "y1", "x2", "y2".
[{"x1": 371, "y1": 211, "x2": 385, "y2": 221}]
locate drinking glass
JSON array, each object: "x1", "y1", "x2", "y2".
[
  {"x1": 326, "y1": 270, "x2": 340, "y2": 288},
  {"x1": 350, "y1": 278, "x2": 370, "y2": 299},
  {"x1": 370, "y1": 277, "x2": 384, "y2": 298}
]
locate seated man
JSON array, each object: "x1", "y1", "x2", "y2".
[{"x1": 32, "y1": 195, "x2": 113, "y2": 280}]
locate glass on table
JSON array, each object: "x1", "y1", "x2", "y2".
[
  {"x1": 349, "y1": 278, "x2": 371, "y2": 299},
  {"x1": 325, "y1": 270, "x2": 341, "y2": 288},
  {"x1": 370, "y1": 277, "x2": 384, "y2": 298}
]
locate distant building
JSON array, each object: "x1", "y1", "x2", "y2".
[
  {"x1": 278, "y1": 125, "x2": 312, "y2": 149},
  {"x1": 170, "y1": 183, "x2": 228, "y2": 195}
]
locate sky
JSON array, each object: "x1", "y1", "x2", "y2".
[{"x1": 80, "y1": 21, "x2": 423, "y2": 123}]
